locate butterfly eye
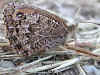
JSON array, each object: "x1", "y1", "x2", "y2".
[
  {"x1": 16, "y1": 12, "x2": 26, "y2": 19},
  {"x1": 16, "y1": 12, "x2": 23, "y2": 17}
]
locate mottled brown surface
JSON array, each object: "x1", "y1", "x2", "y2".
[{"x1": 3, "y1": 2, "x2": 68, "y2": 56}]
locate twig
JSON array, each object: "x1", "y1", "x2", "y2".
[
  {"x1": 0, "y1": 55, "x2": 53, "y2": 74},
  {"x1": 45, "y1": 50, "x2": 75, "y2": 55},
  {"x1": 16, "y1": 55, "x2": 53, "y2": 72},
  {"x1": 0, "y1": 42, "x2": 10, "y2": 47},
  {"x1": 77, "y1": 64, "x2": 87, "y2": 75},
  {"x1": 24, "y1": 57, "x2": 81, "y2": 73},
  {"x1": 0, "y1": 54, "x2": 22, "y2": 58},
  {"x1": 59, "y1": 45, "x2": 100, "y2": 60},
  {"x1": 51, "y1": 57, "x2": 80, "y2": 72}
]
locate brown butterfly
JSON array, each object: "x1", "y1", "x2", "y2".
[
  {"x1": 3, "y1": 2, "x2": 100, "y2": 60},
  {"x1": 3, "y1": 2, "x2": 68, "y2": 56}
]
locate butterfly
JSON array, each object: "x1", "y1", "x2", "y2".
[{"x1": 3, "y1": 2, "x2": 68, "y2": 56}]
